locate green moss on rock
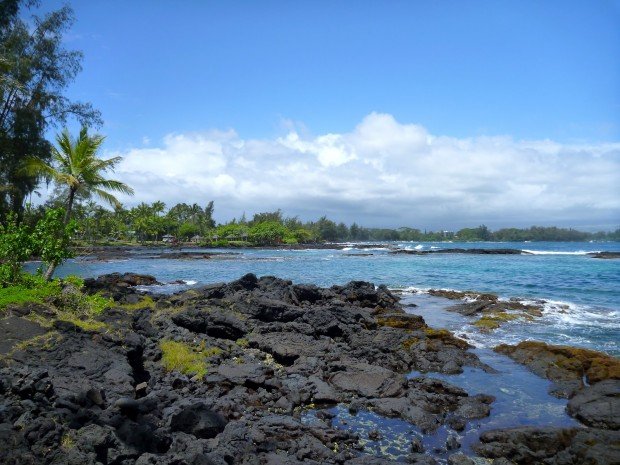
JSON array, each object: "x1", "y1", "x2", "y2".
[
  {"x1": 495, "y1": 341, "x2": 620, "y2": 384},
  {"x1": 423, "y1": 327, "x2": 470, "y2": 349},
  {"x1": 160, "y1": 340, "x2": 222, "y2": 378},
  {"x1": 376, "y1": 313, "x2": 425, "y2": 330}
]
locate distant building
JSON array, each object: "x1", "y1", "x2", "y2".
[
  {"x1": 162, "y1": 234, "x2": 176, "y2": 243},
  {"x1": 191, "y1": 235, "x2": 202, "y2": 243}
]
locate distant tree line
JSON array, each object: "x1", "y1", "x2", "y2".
[{"x1": 18, "y1": 199, "x2": 620, "y2": 246}]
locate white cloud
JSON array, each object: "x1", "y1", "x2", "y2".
[{"x1": 109, "y1": 113, "x2": 620, "y2": 230}]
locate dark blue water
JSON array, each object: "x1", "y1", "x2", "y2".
[{"x1": 52, "y1": 241, "x2": 620, "y2": 355}]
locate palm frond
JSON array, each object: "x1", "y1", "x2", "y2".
[
  {"x1": 94, "y1": 179, "x2": 135, "y2": 195},
  {"x1": 91, "y1": 187, "x2": 122, "y2": 209}
]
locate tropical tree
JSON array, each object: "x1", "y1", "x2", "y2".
[
  {"x1": 0, "y1": 1, "x2": 101, "y2": 218},
  {"x1": 27, "y1": 127, "x2": 133, "y2": 278}
]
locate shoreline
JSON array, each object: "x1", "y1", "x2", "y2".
[
  {"x1": 1, "y1": 272, "x2": 618, "y2": 464},
  {"x1": 70, "y1": 244, "x2": 620, "y2": 262}
]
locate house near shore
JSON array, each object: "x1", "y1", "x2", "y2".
[
  {"x1": 162, "y1": 234, "x2": 176, "y2": 243},
  {"x1": 191, "y1": 235, "x2": 202, "y2": 243}
]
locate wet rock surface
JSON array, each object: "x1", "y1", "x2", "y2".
[
  {"x1": 0, "y1": 273, "x2": 615, "y2": 464},
  {"x1": 425, "y1": 290, "x2": 544, "y2": 331},
  {"x1": 495, "y1": 341, "x2": 620, "y2": 430},
  {"x1": 588, "y1": 251, "x2": 620, "y2": 259},
  {"x1": 473, "y1": 426, "x2": 620, "y2": 465},
  {"x1": 390, "y1": 248, "x2": 524, "y2": 255}
]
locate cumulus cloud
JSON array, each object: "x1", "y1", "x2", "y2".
[{"x1": 110, "y1": 113, "x2": 620, "y2": 230}]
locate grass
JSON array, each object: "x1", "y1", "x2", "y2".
[
  {"x1": 60, "y1": 433, "x2": 75, "y2": 450},
  {"x1": 160, "y1": 340, "x2": 223, "y2": 378},
  {"x1": 56, "y1": 315, "x2": 108, "y2": 332},
  {"x1": 0, "y1": 274, "x2": 114, "y2": 335},
  {"x1": 0, "y1": 275, "x2": 112, "y2": 315},
  {"x1": 10, "y1": 332, "x2": 62, "y2": 354},
  {"x1": 119, "y1": 295, "x2": 155, "y2": 311},
  {"x1": 0, "y1": 280, "x2": 61, "y2": 309}
]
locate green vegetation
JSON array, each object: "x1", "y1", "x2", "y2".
[
  {"x1": 119, "y1": 295, "x2": 155, "y2": 311},
  {"x1": 60, "y1": 432, "x2": 76, "y2": 451},
  {"x1": 0, "y1": 273, "x2": 113, "y2": 333},
  {"x1": 26, "y1": 127, "x2": 134, "y2": 279},
  {"x1": 52, "y1": 284, "x2": 113, "y2": 316},
  {"x1": 473, "y1": 312, "x2": 519, "y2": 330},
  {"x1": 0, "y1": 207, "x2": 75, "y2": 284},
  {"x1": 18, "y1": 201, "x2": 619, "y2": 249},
  {"x1": 160, "y1": 340, "x2": 222, "y2": 378},
  {"x1": 1, "y1": 195, "x2": 77, "y2": 285},
  {"x1": 0, "y1": 277, "x2": 61, "y2": 309},
  {"x1": 423, "y1": 327, "x2": 470, "y2": 349},
  {"x1": 1, "y1": 0, "x2": 101, "y2": 219}
]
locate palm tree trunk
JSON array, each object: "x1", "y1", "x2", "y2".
[{"x1": 64, "y1": 187, "x2": 76, "y2": 225}]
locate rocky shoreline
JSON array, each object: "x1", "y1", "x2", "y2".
[
  {"x1": 69, "y1": 245, "x2": 620, "y2": 263},
  {"x1": 0, "y1": 273, "x2": 618, "y2": 464},
  {"x1": 390, "y1": 249, "x2": 525, "y2": 256},
  {"x1": 72, "y1": 245, "x2": 392, "y2": 261}
]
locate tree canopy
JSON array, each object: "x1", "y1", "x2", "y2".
[
  {"x1": 0, "y1": 0, "x2": 100, "y2": 218},
  {"x1": 27, "y1": 127, "x2": 133, "y2": 278}
]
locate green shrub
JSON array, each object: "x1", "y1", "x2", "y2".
[
  {"x1": 0, "y1": 214, "x2": 36, "y2": 285},
  {"x1": 63, "y1": 275, "x2": 85, "y2": 288}
]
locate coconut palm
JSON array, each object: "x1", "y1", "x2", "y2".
[{"x1": 27, "y1": 127, "x2": 134, "y2": 278}]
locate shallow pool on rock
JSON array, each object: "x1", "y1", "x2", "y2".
[
  {"x1": 302, "y1": 294, "x2": 579, "y2": 463},
  {"x1": 302, "y1": 353, "x2": 577, "y2": 463},
  {"x1": 408, "y1": 350, "x2": 578, "y2": 458}
]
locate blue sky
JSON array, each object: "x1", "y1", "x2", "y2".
[
  {"x1": 35, "y1": 1, "x2": 620, "y2": 229},
  {"x1": 55, "y1": 0, "x2": 620, "y2": 147}
]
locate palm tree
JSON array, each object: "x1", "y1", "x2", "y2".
[
  {"x1": 28, "y1": 127, "x2": 134, "y2": 278},
  {"x1": 151, "y1": 200, "x2": 166, "y2": 216}
]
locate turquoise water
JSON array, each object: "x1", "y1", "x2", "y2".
[{"x1": 52, "y1": 241, "x2": 619, "y2": 355}]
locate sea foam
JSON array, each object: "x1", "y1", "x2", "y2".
[{"x1": 521, "y1": 250, "x2": 597, "y2": 255}]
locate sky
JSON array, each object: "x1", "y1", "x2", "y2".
[{"x1": 36, "y1": 0, "x2": 620, "y2": 230}]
